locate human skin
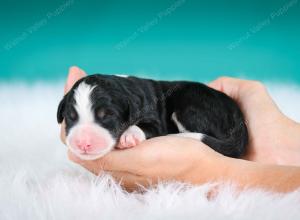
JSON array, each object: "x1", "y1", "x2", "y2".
[{"x1": 61, "y1": 66, "x2": 300, "y2": 192}]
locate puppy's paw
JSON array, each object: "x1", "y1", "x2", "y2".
[{"x1": 117, "y1": 125, "x2": 146, "y2": 149}]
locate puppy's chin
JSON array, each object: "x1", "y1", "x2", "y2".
[{"x1": 68, "y1": 145, "x2": 114, "y2": 160}]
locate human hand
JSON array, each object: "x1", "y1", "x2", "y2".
[
  {"x1": 68, "y1": 136, "x2": 228, "y2": 191},
  {"x1": 209, "y1": 77, "x2": 300, "y2": 165},
  {"x1": 61, "y1": 71, "x2": 300, "y2": 192}
]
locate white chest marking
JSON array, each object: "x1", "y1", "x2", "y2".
[
  {"x1": 171, "y1": 112, "x2": 204, "y2": 140},
  {"x1": 168, "y1": 132, "x2": 204, "y2": 140},
  {"x1": 171, "y1": 112, "x2": 189, "y2": 133}
]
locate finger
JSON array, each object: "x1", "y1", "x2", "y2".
[
  {"x1": 68, "y1": 148, "x2": 144, "y2": 174},
  {"x1": 109, "y1": 171, "x2": 154, "y2": 192},
  {"x1": 68, "y1": 150, "x2": 152, "y2": 191},
  {"x1": 208, "y1": 77, "x2": 223, "y2": 91},
  {"x1": 60, "y1": 121, "x2": 66, "y2": 144},
  {"x1": 208, "y1": 77, "x2": 239, "y2": 96},
  {"x1": 64, "y1": 66, "x2": 87, "y2": 94},
  {"x1": 208, "y1": 76, "x2": 247, "y2": 101},
  {"x1": 71, "y1": 136, "x2": 205, "y2": 172},
  {"x1": 67, "y1": 151, "x2": 103, "y2": 175}
]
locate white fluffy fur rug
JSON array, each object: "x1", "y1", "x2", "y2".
[{"x1": 0, "y1": 82, "x2": 300, "y2": 220}]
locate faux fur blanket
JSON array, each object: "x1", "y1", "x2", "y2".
[{"x1": 0, "y1": 82, "x2": 300, "y2": 220}]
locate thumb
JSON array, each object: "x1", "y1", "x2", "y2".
[
  {"x1": 64, "y1": 66, "x2": 87, "y2": 94},
  {"x1": 67, "y1": 147, "x2": 143, "y2": 174},
  {"x1": 208, "y1": 77, "x2": 241, "y2": 101}
]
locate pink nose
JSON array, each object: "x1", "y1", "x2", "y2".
[{"x1": 76, "y1": 139, "x2": 92, "y2": 151}]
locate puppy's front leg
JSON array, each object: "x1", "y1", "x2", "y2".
[{"x1": 117, "y1": 125, "x2": 146, "y2": 149}]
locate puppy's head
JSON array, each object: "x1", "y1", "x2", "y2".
[{"x1": 57, "y1": 75, "x2": 130, "y2": 160}]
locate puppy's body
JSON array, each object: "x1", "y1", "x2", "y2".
[{"x1": 57, "y1": 74, "x2": 248, "y2": 160}]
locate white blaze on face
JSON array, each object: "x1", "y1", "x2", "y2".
[
  {"x1": 66, "y1": 82, "x2": 116, "y2": 160},
  {"x1": 74, "y1": 82, "x2": 95, "y2": 124}
]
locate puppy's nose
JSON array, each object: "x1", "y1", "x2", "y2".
[{"x1": 76, "y1": 139, "x2": 92, "y2": 151}]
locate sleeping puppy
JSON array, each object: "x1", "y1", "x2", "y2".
[{"x1": 57, "y1": 74, "x2": 248, "y2": 160}]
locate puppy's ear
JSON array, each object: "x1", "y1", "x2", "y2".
[{"x1": 57, "y1": 96, "x2": 66, "y2": 123}]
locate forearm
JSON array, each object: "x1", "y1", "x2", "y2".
[{"x1": 213, "y1": 157, "x2": 300, "y2": 193}]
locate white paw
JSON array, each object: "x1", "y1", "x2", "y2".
[{"x1": 117, "y1": 125, "x2": 146, "y2": 149}]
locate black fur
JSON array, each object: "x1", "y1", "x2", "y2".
[{"x1": 58, "y1": 74, "x2": 248, "y2": 158}]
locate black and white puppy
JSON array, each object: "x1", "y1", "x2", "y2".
[{"x1": 57, "y1": 74, "x2": 248, "y2": 160}]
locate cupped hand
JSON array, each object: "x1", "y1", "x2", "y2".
[
  {"x1": 209, "y1": 77, "x2": 300, "y2": 165},
  {"x1": 61, "y1": 68, "x2": 300, "y2": 191},
  {"x1": 68, "y1": 136, "x2": 227, "y2": 191}
]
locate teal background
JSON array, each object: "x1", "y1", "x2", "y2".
[{"x1": 1, "y1": 0, "x2": 300, "y2": 83}]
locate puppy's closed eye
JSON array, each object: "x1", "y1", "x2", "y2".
[
  {"x1": 96, "y1": 108, "x2": 115, "y2": 120},
  {"x1": 69, "y1": 109, "x2": 78, "y2": 121},
  {"x1": 96, "y1": 109, "x2": 106, "y2": 119}
]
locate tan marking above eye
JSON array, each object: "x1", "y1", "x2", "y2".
[
  {"x1": 97, "y1": 109, "x2": 106, "y2": 118},
  {"x1": 70, "y1": 109, "x2": 77, "y2": 120}
]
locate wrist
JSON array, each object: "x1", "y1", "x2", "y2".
[
  {"x1": 215, "y1": 157, "x2": 265, "y2": 191},
  {"x1": 221, "y1": 157, "x2": 300, "y2": 193},
  {"x1": 199, "y1": 154, "x2": 259, "y2": 189}
]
